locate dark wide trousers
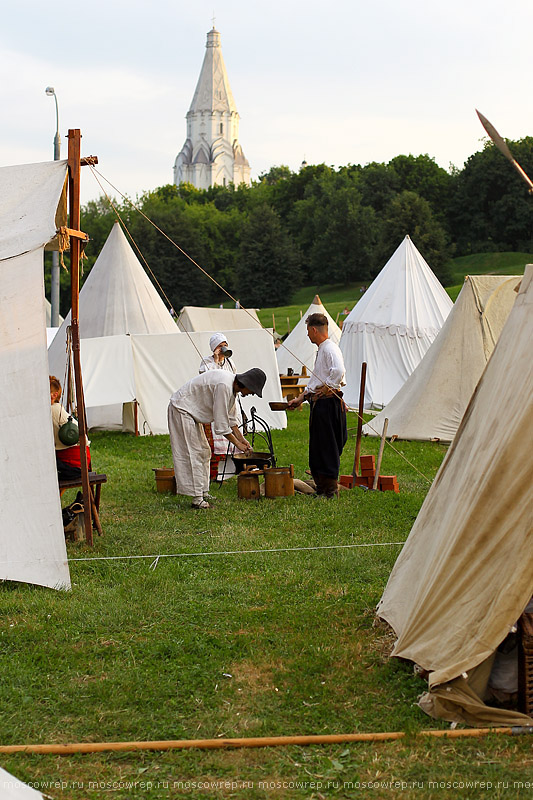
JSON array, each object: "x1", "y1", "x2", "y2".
[{"x1": 309, "y1": 396, "x2": 347, "y2": 492}]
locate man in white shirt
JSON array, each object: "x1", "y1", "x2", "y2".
[
  {"x1": 168, "y1": 368, "x2": 266, "y2": 509},
  {"x1": 288, "y1": 313, "x2": 347, "y2": 497}
]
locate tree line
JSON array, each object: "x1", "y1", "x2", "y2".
[{"x1": 50, "y1": 137, "x2": 533, "y2": 314}]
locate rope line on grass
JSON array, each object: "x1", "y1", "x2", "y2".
[
  {"x1": 87, "y1": 165, "x2": 435, "y2": 485},
  {"x1": 66, "y1": 540, "x2": 405, "y2": 566}
]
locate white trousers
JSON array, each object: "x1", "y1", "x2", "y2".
[{"x1": 168, "y1": 404, "x2": 211, "y2": 498}]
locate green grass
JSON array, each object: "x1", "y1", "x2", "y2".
[
  {"x1": 445, "y1": 252, "x2": 532, "y2": 302},
  {"x1": 1, "y1": 415, "x2": 531, "y2": 798}
]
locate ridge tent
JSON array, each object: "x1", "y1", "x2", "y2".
[
  {"x1": 363, "y1": 275, "x2": 521, "y2": 442},
  {"x1": 339, "y1": 236, "x2": 452, "y2": 409},
  {"x1": 48, "y1": 221, "x2": 177, "y2": 430},
  {"x1": 377, "y1": 266, "x2": 533, "y2": 727},
  {"x1": 0, "y1": 160, "x2": 71, "y2": 590},
  {"x1": 177, "y1": 305, "x2": 261, "y2": 332},
  {"x1": 276, "y1": 294, "x2": 342, "y2": 376},
  {"x1": 48, "y1": 329, "x2": 286, "y2": 434}
]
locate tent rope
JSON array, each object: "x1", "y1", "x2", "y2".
[
  {"x1": 87, "y1": 168, "x2": 210, "y2": 370},
  {"x1": 87, "y1": 166, "x2": 434, "y2": 485},
  {"x1": 0, "y1": 541, "x2": 405, "y2": 569}
]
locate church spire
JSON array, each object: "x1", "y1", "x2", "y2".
[{"x1": 173, "y1": 27, "x2": 251, "y2": 190}]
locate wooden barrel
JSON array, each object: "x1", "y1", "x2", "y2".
[
  {"x1": 237, "y1": 472, "x2": 261, "y2": 500},
  {"x1": 153, "y1": 468, "x2": 177, "y2": 494},
  {"x1": 264, "y1": 465, "x2": 294, "y2": 497}
]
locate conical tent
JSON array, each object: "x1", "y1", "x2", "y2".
[
  {"x1": 48, "y1": 221, "x2": 177, "y2": 431},
  {"x1": 377, "y1": 266, "x2": 533, "y2": 727},
  {"x1": 276, "y1": 294, "x2": 342, "y2": 375},
  {"x1": 363, "y1": 275, "x2": 521, "y2": 442},
  {"x1": 339, "y1": 236, "x2": 452, "y2": 409},
  {"x1": 0, "y1": 160, "x2": 71, "y2": 590},
  {"x1": 51, "y1": 221, "x2": 177, "y2": 341}
]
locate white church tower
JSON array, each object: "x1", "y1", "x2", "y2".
[{"x1": 173, "y1": 27, "x2": 251, "y2": 190}]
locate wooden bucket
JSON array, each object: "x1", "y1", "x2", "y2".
[
  {"x1": 237, "y1": 471, "x2": 262, "y2": 500},
  {"x1": 264, "y1": 465, "x2": 294, "y2": 497},
  {"x1": 153, "y1": 467, "x2": 176, "y2": 494}
]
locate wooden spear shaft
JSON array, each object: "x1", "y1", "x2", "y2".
[
  {"x1": 352, "y1": 362, "x2": 367, "y2": 479},
  {"x1": 67, "y1": 129, "x2": 93, "y2": 546},
  {"x1": 0, "y1": 727, "x2": 524, "y2": 755}
]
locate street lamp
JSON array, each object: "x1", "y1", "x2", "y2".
[{"x1": 45, "y1": 86, "x2": 61, "y2": 326}]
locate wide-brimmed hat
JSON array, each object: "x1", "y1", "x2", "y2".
[
  {"x1": 209, "y1": 332, "x2": 227, "y2": 352},
  {"x1": 236, "y1": 368, "x2": 266, "y2": 397}
]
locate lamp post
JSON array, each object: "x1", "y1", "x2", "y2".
[{"x1": 45, "y1": 86, "x2": 61, "y2": 326}]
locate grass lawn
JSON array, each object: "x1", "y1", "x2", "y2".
[{"x1": 1, "y1": 412, "x2": 531, "y2": 799}]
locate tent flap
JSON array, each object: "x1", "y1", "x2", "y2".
[{"x1": 0, "y1": 160, "x2": 68, "y2": 261}]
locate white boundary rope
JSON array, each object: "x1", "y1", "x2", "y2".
[{"x1": 67, "y1": 540, "x2": 405, "y2": 567}]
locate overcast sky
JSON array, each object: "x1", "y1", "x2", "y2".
[{"x1": 2, "y1": 0, "x2": 532, "y2": 205}]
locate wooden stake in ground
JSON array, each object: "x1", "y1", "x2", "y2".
[
  {"x1": 352, "y1": 361, "x2": 367, "y2": 479},
  {"x1": 372, "y1": 418, "x2": 389, "y2": 491}
]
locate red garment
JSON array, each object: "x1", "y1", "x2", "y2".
[{"x1": 56, "y1": 444, "x2": 91, "y2": 469}]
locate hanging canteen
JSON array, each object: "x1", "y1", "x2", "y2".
[{"x1": 58, "y1": 416, "x2": 79, "y2": 446}]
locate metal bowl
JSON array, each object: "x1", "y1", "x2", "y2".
[{"x1": 232, "y1": 451, "x2": 273, "y2": 473}]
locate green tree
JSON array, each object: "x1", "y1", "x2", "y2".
[
  {"x1": 376, "y1": 191, "x2": 451, "y2": 282},
  {"x1": 450, "y1": 137, "x2": 533, "y2": 254},
  {"x1": 236, "y1": 204, "x2": 301, "y2": 307}
]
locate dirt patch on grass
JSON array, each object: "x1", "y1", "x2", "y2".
[{"x1": 230, "y1": 659, "x2": 285, "y2": 692}]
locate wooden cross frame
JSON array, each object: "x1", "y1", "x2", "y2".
[{"x1": 66, "y1": 129, "x2": 98, "y2": 545}]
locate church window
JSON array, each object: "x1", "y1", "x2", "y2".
[{"x1": 220, "y1": 123, "x2": 223, "y2": 134}]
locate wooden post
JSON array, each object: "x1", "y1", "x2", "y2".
[
  {"x1": 272, "y1": 313, "x2": 275, "y2": 332},
  {"x1": 287, "y1": 316, "x2": 290, "y2": 334},
  {"x1": 134, "y1": 401, "x2": 139, "y2": 437},
  {"x1": 67, "y1": 129, "x2": 93, "y2": 546},
  {"x1": 372, "y1": 418, "x2": 389, "y2": 491},
  {"x1": 352, "y1": 362, "x2": 367, "y2": 480}
]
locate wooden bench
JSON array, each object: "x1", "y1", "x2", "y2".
[{"x1": 59, "y1": 472, "x2": 107, "y2": 536}]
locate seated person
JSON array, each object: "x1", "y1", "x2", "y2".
[{"x1": 50, "y1": 375, "x2": 91, "y2": 480}]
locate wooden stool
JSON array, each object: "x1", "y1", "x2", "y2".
[{"x1": 59, "y1": 472, "x2": 107, "y2": 536}]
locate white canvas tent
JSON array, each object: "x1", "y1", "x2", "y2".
[
  {"x1": 276, "y1": 294, "x2": 342, "y2": 376},
  {"x1": 339, "y1": 236, "x2": 452, "y2": 409},
  {"x1": 0, "y1": 766, "x2": 46, "y2": 799},
  {"x1": 377, "y1": 266, "x2": 533, "y2": 727},
  {"x1": 48, "y1": 328, "x2": 287, "y2": 434},
  {"x1": 48, "y1": 221, "x2": 177, "y2": 430},
  {"x1": 177, "y1": 305, "x2": 261, "y2": 331},
  {"x1": 364, "y1": 275, "x2": 521, "y2": 442},
  {"x1": 45, "y1": 298, "x2": 62, "y2": 347},
  {"x1": 51, "y1": 221, "x2": 177, "y2": 340},
  {"x1": 0, "y1": 160, "x2": 71, "y2": 590}
]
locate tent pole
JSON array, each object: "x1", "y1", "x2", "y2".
[
  {"x1": 372, "y1": 418, "x2": 388, "y2": 491},
  {"x1": 352, "y1": 361, "x2": 367, "y2": 480},
  {"x1": 67, "y1": 129, "x2": 93, "y2": 546}
]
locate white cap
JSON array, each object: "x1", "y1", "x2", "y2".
[{"x1": 209, "y1": 332, "x2": 227, "y2": 352}]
